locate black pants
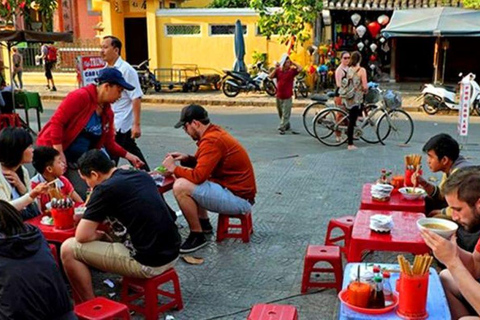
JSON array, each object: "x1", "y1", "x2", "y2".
[
  {"x1": 112, "y1": 130, "x2": 150, "y2": 171},
  {"x1": 347, "y1": 105, "x2": 362, "y2": 145}
]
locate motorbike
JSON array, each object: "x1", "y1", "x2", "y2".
[
  {"x1": 294, "y1": 72, "x2": 309, "y2": 98},
  {"x1": 132, "y1": 59, "x2": 161, "y2": 94},
  {"x1": 221, "y1": 62, "x2": 276, "y2": 98},
  {"x1": 418, "y1": 73, "x2": 480, "y2": 115}
]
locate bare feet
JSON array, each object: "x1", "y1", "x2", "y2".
[{"x1": 347, "y1": 145, "x2": 358, "y2": 150}]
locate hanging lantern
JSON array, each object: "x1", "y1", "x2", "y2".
[
  {"x1": 351, "y1": 13, "x2": 361, "y2": 26},
  {"x1": 357, "y1": 42, "x2": 365, "y2": 51},
  {"x1": 370, "y1": 43, "x2": 378, "y2": 52},
  {"x1": 92, "y1": 0, "x2": 103, "y2": 12},
  {"x1": 377, "y1": 15, "x2": 390, "y2": 26},
  {"x1": 381, "y1": 43, "x2": 390, "y2": 52},
  {"x1": 356, "y1": 25, "x2": 366, "y2": 38},
  {"x1": 369, "y1": 55, "x2": 377, "y2": 62},
  {"x1": 309, "y1": 65, "x2": 317, "y2": 74},
  {"x1": 367, "y1": 21, "x2": 382, "y2": 38},
  {"x1": 379, "y1": 37, "x2": 386, "y2": 43}
]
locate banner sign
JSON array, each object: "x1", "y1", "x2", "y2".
[
  {"x1": 458, "y1": 80, "x2": 470, "y2": 137},
  {"x1": 76, "y1": 56, "x2": 105, "y2": 87}
]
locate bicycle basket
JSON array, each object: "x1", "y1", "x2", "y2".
[
  {"x1": 365, "y1": 87, "x2": 381, "y2": 104},
  {"x1": 383, "y1": 90, "x2": 402, "y2": 110}
]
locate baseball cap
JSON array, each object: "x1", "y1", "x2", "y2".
[
  {"x1": 96, "y1": 68, "x2": 135, "y2": 91},
  {"x1": 279, "y1": 53, "x2": 290, "y2": 68},
  {"x1": 174, "y1": 104, "x2": 210, "y2": 128}
]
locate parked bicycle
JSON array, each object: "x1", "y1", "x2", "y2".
[
  {"x1": 294, "y1": 72, "x2": 309, "y2": 98},
  {"x1": 312, "y1": 84, "x2": 414, "y2": 146}
]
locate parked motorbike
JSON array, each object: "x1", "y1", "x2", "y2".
[
  {"x1": 132, "y1": 59, "x2": 161, "y2": 94},
  {"x1": 294, "y1": 72, "x2": 309, "y2": 98},
  {"x1": 221, "y1": 62, "x2": 276, "y2": 98},
  {"x1": 418, "y1": 73, "x2": 480, "y2": 115}
]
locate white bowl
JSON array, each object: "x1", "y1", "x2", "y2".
[
  {"x1": 417, "y1": 217, "x2": 458, "y2": 239},
  {"x1": 399, "y1": 187, "x2": 427, "y2": 200}
]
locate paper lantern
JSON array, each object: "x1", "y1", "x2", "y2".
[
  {"x1": 351, "y1": 13, "x2": 361, "y2": 26},
  {"x1": 356, "y1": 25, "x2": 366, "y2": 38},
  {"x1": 369, "y1": 55, "x2": 377, "y2": 62},
  {"x1": 377, "y1": 15, "x2": 390, "y2": 26},
  {"x1": 370, "y1": 43, "x2": 378, "y2": 52},
  {"x1": 357, "y1": 42, "x2": 365, "y2": 51},
  {"x1": 367, "y1": 22, "x2": 381, "y2": 38},
  {"x1": 379, "y1": 37, "x2": 386, "y2": 43},
  {"x1": 309, "y1": 65, "x2": 316, "y2": 74},
  {"x1": 370, "y1": 64, "x2": 376, "y2": 70}
]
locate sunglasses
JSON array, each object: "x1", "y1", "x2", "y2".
[{"x1": 343, "y1": 56, "x2": 351, "y2": 59}]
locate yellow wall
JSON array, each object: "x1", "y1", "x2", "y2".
[
  {"x1": 156, "y1": 14, "x2": 311, "y2": 72},
  {"x1": 181, "y1": 0, "x2": 213, "y2": 8}
]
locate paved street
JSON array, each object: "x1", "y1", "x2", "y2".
[{"x1": 34, "y1": 103, "x2": 480, "y2": 319}]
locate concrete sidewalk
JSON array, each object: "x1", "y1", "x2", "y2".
[{"x1": 28, "y1": 84, "x2": 424, "y2": 112}]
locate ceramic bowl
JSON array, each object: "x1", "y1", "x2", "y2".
[
  {"x1": 417, "y1": 217, "x2": 458, "y2": 239},
  {"x1": 399, "y1": 187, "x2": 427, "y2": 200}
]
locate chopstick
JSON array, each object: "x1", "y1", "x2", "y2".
[
  {"x1": 398, "y1": 254, "x2": 433, "y2": 276},
  {"x1": 47, "y1": 178, "x2": 60, "y2": 186}
]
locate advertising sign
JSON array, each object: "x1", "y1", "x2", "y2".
[
  {"x1": 458, "y1": 79, "x2": 471, "y2": 137},
  {"x1": 76, "y1": 56, "x2": 105, "y2": 87}
]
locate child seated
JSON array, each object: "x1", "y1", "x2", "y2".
[{"x1": 31, "y1": 146, "x2": 83, "y2": 212}]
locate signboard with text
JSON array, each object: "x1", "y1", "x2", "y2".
[
  {"x1": 76, "y1": 56, "x2": 105, "y2": 87},
  {"x1": 458, "y1": 80, "x2": 470, "y2": 137}
]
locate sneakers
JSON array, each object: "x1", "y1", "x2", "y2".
[
  {"x1": 180, "y1": 232, "x2": 208, "y2": 253},
  {"x1": 51, "y1": 86, "x2": 57, "y2": 92},
  {"x1": 279, "y1": 129, "x2": 285, "y2": 135},
  {"x1": 200, "y1": 218, "x2": 213, "y2": 234}
]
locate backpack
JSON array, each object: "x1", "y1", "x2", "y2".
[
  {"x1": 46, "y1": 46, "x2": 57, "y2": 62},
  {"x1": 338, "y1": 68, "x2": 358, "y2": 100}
]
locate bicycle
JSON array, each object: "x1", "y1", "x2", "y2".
[{"x1": 312, "y1": 87, "x2": 414, "y2": 146}]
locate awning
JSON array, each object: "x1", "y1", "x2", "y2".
[
  {"x1": 382, "y1": 7, "x2": 480, "y2": 37},
  {"x1": 0, "y1": 30, "x2": 74, "y2": 43},
  {"x1": 324, "y1": 0, "x2": 461, "y2": 10}
]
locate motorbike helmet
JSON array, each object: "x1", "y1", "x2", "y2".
[
  {"x1": 383, "y1": 90, "x2": 402, "y2": 109},
  {"x1": 365, "y1": 87, "x2": 381, "y2": 104}
]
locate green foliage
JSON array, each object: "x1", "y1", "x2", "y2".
[
  {"x1": 463, "y1": 0, "x2": 480, "y2": 8},
  {"x1": 252, "y1": 51, "x2": 267, "y2": 64},
  {"x1": 209, "y1": 0, "x2": 250, "y2": 8},
  {"x1": 0, "y1": 0, "x2": 57, "y2": 31},
  {"x1": 250, "y1": 0, "x2": 322, "y2": 46}
]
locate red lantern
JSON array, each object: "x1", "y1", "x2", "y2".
[
  {"x1": 369, "y1": 55, "x2": 377, "y2": 62},
  {"x1": 309, "y1": 65, "x2": 316, "y2": 74},
  {"x1": 367, "y1": 21, "x2": 382, "y2": 38}
]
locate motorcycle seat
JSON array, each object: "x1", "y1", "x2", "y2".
[
  {"x1": 434, "y1": 85, "x2": 456, "y2": 93},
  {"x1": 230, "y1": 71, "x2": 251, "y2": 81},
  {"x1": 310, "y1": 94, "x2": 329, "y2": 103}
]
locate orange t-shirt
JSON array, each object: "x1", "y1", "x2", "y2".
[{"x1": 174, "y1": 124, "x2": 256, "y2": 202}]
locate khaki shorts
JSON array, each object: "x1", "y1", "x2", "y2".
[{"x1": 65, "y1": 238, "x2": 177, "y2": 279}]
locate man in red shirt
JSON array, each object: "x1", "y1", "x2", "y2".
[
  {"x1": 420, "y1": 167, "x2": 480, "y2": 319},
  {"x1": 269, "y1": 54, "x2": 303, "y2": 135},
  {"x1": 163, "y1": 105, "x2": 256, "y2": 253}
]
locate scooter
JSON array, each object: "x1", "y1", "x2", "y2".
[
  {"x1": 221, "y1": 62, "x2": 276, "y2": 98},
  {"x1": 132, "y1": 59, "x2": 161, "y2": 94},
  {"x1": 418, "y1": 73, "x2": 480, "y2": 115}
]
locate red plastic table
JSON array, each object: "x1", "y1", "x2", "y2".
[
  {"x1": 347, "y1": 210, "x2": 430, "y2": 262},
  {"x1": 360, "y1": 183, "x2": 425, "y2": 213},
  {"x1": 26, "y1": 215, "x2": 75, "y2": 244},
  {"x1": 157, "y1": 176, "x2": 174, "y2": 194}
]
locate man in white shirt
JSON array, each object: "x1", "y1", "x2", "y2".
[{"x1": 100, "y1": 36, "x2": 150, "y2": 171}]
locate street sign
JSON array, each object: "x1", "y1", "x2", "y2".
[
  {"x1": 458, "y1": 79, "x2": 470, "y2": 137},
  {"x1": 76, "y1": 56, "x2": 105, "y2": 87}
]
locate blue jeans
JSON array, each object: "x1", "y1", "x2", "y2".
[{"x1": 192, "y1": 181, "x2": 252, "y2": 215}]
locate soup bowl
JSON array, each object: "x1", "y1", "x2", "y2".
[
  {"x1": 399, "y1": 187, "x2": 427, "y2": 200},
  {"x1": 417, "y1": 217, "x2": 458, "y2": 239}
]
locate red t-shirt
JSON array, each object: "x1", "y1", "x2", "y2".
[
  {"x1": 31, "y1": 175, "x2": 75, "y2": 212},
  {"x1": 274, "y1": 67, "x2": 299, "y2": 99},
  {"x1": 475, "y1": 238, "x2": 480, "y2": 253}
]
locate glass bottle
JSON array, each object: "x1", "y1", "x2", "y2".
[
  {"x1": 382, "y1": 271, "x2": 394, "y2": 306},
  {"x1": 369, "y1": 275, "x2": 385, "y2": 309}
]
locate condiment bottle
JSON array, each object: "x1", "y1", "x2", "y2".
[
  {"x1": 369, "y1": 275, "x2": 385, "y2": 309},
  {"x1": 382, "y1": 271, "x2": 394, "y2": 306}
]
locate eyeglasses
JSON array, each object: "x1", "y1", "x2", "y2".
[{"x1": 343, "y1": 56, "x2": 351, "y2": 60}]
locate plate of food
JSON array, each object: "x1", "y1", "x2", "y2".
[
  {"x1": 40, "y1": 216, "x2": 54, "y2": 226},
  {"x1": 154, "y1": 165, "x2": 171, "y2": 177},
  {"x1": 417, "y1": 217, "x2": 458, "y2": 239},
  {"x1": 398, "y1": 187, "x2": 427, "y2": 200}
]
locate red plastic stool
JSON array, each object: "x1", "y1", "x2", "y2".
[
  {"x1": 121, "y1": 268, "x2": 183, "y2": 320},
  {"x1": 74, "y1": 297, "x2": 130, "y2": 320},
  {"x1": 0, "y1": 113, "x2": 21, "y2": 129},
  {"x1": 301, "y1": 245, "x2": 343, "y2": 293},
  {"x1": 216, "y1": 212, "x2": 253, "y2": 243},
  {"x1": 247, "y1": 304, "x2": 298, "y2": 320},
  {"x1": 324, "y1": 215, "x2": 354, "y2": 257},
  {"x1": 48, "y1": 243, "x2": 58, "y2": 265}
]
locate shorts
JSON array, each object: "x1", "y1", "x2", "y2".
[
  {"x1": 66, "y1": 238, "x2": 177, "y2": 279},
  {"x1": 192, "y1": 181, "x2": 252, "y2": 215},
  {"x1": 44, "y1": 61, "x2": 54, "y2": 79}
]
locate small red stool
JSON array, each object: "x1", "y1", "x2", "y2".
[
  {"x1": 48, "y1": 243, "x2": 58, "y2": 265},
  {"x1": 301, "y1": 245, "x2": 343, "y2": 293},
  {"x1": 324, "y1": 215, "x2": 354, "y2": 257},
  {"x1": 0, "y1": 113, "x2": 21, "y2": 129},
  {"x1": 121, "y1": 268, "x2": 183, "y2": 320},
  {"x1": 216, "y1": 212, "x2": 253, "y2": 243},
  {"x1": 247, "y1": 304, "x2": 298, "y2": 320},
  {"x1": 74, "y1": 297, "x2": 130, "y2": 320}
]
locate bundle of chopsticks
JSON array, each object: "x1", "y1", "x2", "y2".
[
  {"x1": 398, "y1": 254, "x2": 433, "y2": 276},
  {"x1": 405, "y1": 154, "x2": 422, "y2": 171}
]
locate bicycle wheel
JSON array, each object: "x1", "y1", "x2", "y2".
[
  {"x1": 359, "y1": 104, "x2": 384, "y2": 144},
  {"x1": 302, "y1": 102, "x2": 325, "y2": 137},
  {"x1": 376, "y1": 109, "x2": 414, "y2": 145},
  {"x1": 313, "y1": 108, "x2": 349, "y2": 146}
]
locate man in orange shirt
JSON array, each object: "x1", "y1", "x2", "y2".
[{"x1": 163, "y1": 105, "x2": 256, "y2": 253}]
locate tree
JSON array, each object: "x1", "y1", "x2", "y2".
[
  {"x1": 250, "y1": 0, "x2": 322, "y2": 46},
  {"x1": 0, "y1": 0, "x2": 57, "y2": 31},
  {"x1": 209, "y1": 0, "x2": 250, "y2": 8},
  {"x1": 463, "y1": 0, "x2": 480, "y2": 8}
]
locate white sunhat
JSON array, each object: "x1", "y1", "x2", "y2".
[{"x1": 279, "y1": 53, "x2": 290, "y2": 68}]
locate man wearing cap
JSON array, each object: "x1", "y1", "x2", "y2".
[
  {"x1": 162, "y1": 105, "x2": 257, "y2": 253},
  {"x1": 101, "y1": 36, "x2": 149, "y2": 171},
  {"x1": 269, "y1": 54, "x2": 303, "y2": 135},
  {"x1": 37, "y1": 68, "x2": 144, "y2": 198}
]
